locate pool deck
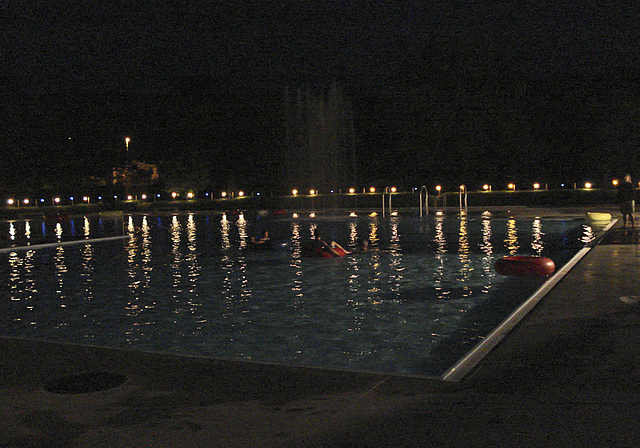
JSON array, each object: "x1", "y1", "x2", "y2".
[{"x1": 2, "y1": 208, "x2": 640, "y2": 447}]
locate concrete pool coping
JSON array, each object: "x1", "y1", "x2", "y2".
[{"x1": 3, "y1": 207, "x2": 640, "y2": 446}]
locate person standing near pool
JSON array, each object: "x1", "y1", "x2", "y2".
[{"x1": 617, "y1": 174, "x2": 636, "y2": 228}]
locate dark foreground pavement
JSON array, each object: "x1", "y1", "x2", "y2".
[{"x1": 2, "y1": 220, "x2": 640, "y2": 447}]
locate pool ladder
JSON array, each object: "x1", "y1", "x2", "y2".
[{"x1": 382, "y1": 186, "x2": 466, "y2": 216}]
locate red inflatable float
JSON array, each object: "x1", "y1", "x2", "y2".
[
  {"x1": 302, "y1": 244, "x2": 348, "y2": 258},
  {"x1": 494, "y1": 256, "x2": 555, "y2": 277}
]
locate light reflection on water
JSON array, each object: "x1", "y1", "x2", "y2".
[
  {"x1": 0, "y1": 213, "x2": 601, "y2": 376},
  {"x1": 531, "y1": 218, "x2": 544, "y2": 255},
  {"x1": 505, "y1": 218, "x2": 519, "y2": 255}
]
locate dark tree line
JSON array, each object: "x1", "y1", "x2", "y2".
[
  {"x1": 2, "y1": 37, "x2": 640, "y2": 196},
  {"x1": 365, "y1": 38, "x2": 640, "y2": 190}
]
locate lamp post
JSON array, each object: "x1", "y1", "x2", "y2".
[{"x1": 125, "y1": 137, "x2": 130, "y2": 152}]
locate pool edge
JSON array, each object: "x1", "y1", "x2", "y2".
[{"x1": 440, "y1": 218, "x2": 619, "y2": 382}]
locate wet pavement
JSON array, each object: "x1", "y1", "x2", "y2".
[{"x1": 2, "y1": 211, "x2": 640, "y2": 447}]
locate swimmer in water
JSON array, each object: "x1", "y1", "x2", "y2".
[{"x1": 250, "y1": 230, "x2": 270, "y2": 245}]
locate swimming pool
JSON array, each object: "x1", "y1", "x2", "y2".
[{"x1": 0, "y1": 211, "x2": 605, "y2": 376}]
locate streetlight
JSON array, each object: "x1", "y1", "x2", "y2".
[{"x1": 125, "y1": 137, "x2": 130, "y2": 152}]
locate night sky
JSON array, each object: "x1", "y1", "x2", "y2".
[
  {"x1": 6, "y1": 1, "x2": 638, "y2": 91},
  {"x1": 3, "y1": 1, "x2": 640, "y2": 193}
]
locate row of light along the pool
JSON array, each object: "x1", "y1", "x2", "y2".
[{"x1": 0, "y1": 180, "x2": 625, "y2": 207}]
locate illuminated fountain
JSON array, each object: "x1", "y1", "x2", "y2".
[{"x1": 284, "y1": 82, "x2": 357, "y2": 194}]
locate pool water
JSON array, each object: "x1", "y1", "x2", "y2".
[{"x1": 0, "y1": 211, "x2": 602, "y2": 376}]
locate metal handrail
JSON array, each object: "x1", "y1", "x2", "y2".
[
  {"x1": 459, "y1": 185, "x2": 468, "y2": 214},
  {"x1": 382, "y1": 187, "x2": 392, "y2": 217},
  {"x1": 420, "y1": 185, "x2": 429, "y2": 217}
]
